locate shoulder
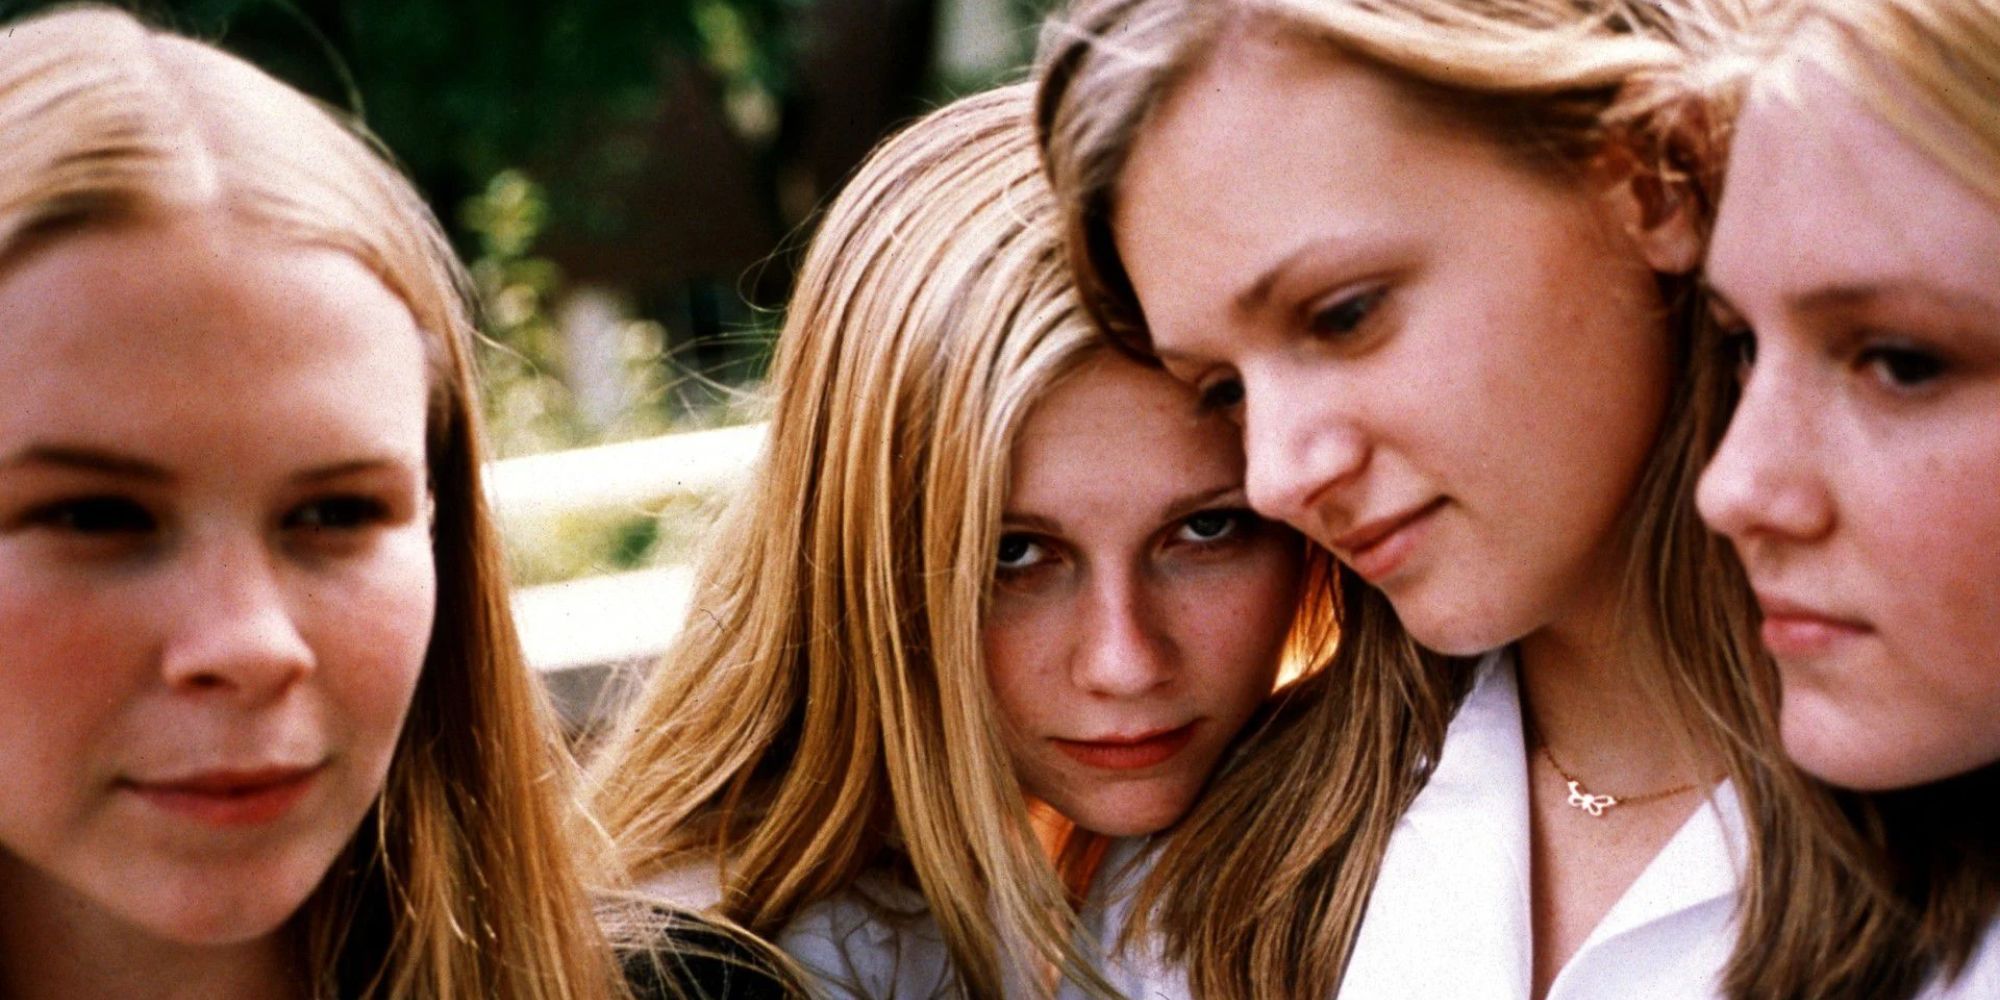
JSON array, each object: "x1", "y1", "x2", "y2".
[{"x1": 774, "y1": 870, "x2": 955, "y2": 1000}]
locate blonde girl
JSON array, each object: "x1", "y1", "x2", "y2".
[
  {"x1": 590, "y1": 82, "x2": 1334, "y2": 999},
  {"x1": 0, "y1": 7, "x2": 685, "y2": 997},
  {"x1": 1695, "y1": 0, "x2": 2000, "y2": 995},
  {"x1": 1034, "y1": 1, "x2": 1897, "y2": 998}
]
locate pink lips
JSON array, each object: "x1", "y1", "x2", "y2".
[
  {"x1": 124, "y1": 765, "x2": 323, "y2": 828},
  {"x1": 1331, "y1": 499, "x2": 1443, "y2": 582},
  {"x1": 1052, "y1": 722, "x2": 1198, "y2": 771},
  {"x1": 1756, "y1": 593, "x2": 1873, "y2": 658}
]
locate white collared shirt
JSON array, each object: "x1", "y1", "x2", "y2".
[{"x1": 1093, "y1": 650, "x2": 1751, "y2": 1000}]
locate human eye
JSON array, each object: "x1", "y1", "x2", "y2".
[
  {"x1": 1174, "y1": 507, "x2": 1249, "y2": 545},
  {"x1": 1717, "y1": 328, "x2": 1757, "y2": 384},
  {"x1": 20, "y1": 495, "x2": 156, "y2": 535},
  {"x1": 1305, "y1": 287, "x2": 1384, "y2": 341},
  {"x1": 1856, "y1": 339, "x2": 1947, "y2": 391},
  {"x1": 995, "y1": 532, "x2": 1050, "y2": 575},
  {"x1": 1197, "y1": 376, "x2": 1245, "y2": 416},
  {"x1": 285, "y1": 494, "x2": 392, "y2": 534}
]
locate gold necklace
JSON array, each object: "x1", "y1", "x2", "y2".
[{"x1": 1535, "y1": 742, "x2": 1703, "y2": 818}]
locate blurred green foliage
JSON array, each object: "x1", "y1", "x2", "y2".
[{"x1": 2, "y1": 0, "x2": 1055, "y2": 585}]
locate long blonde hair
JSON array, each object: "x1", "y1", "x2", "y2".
[
  {"x1": 0, "y1": 8, "x2": 628, "y2": 996},
  {"x1": 1034, "y1": 2, "x2": 1892, "y2": 998},
  {"x1": 589, "y1": 83, "x2": 1335, "y2": 998},
  {"x1": 1688, "y1": 0, "x2": 2000, "y2": 993}
]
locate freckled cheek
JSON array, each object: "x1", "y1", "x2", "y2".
[
  {"x1": 981, "y1": 602, "x2": 1070, "y2": 743},
  {"x1": 1165, "y1": 547, "x2": 1303, "y2": 687}
]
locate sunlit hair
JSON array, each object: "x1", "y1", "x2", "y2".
[
  {"x1": 1679, "y1": 0, "x2": 2000, "y2": 994},
  {"x1": 589, "y1": 82, "x2": 1337, "y2": 999},
  {"x1": 0, "y1": 7, "x2": 631, "y2": 996},
  {"x1": 1034, "y1": 2, "x2": 1895, "y2": 998}
]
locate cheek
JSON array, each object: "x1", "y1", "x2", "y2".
[
  {"x1": 1177, "y1": 545, "x2": 1303, "y2": 700},
  {"x1": 981, "y1": 598, "x2": 1064, "y2": 744},
  {"x1": 314, "y1": 531, "x2": 436, "y2": 768},
  {"x1": 1863, "y1": 442, "x2": 2000, "y2": 709},
  {"x1": 0, "y1": 571, "x2": 152, "y2": 817}
]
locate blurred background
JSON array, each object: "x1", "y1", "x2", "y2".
[{"x1": 1, "y1": 0, "x2": 1064, "y2": 708}]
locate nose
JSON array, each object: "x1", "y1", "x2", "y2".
[
  {"x1": 1697, "y1": 355, "x2": 1834, "y2": 547},
  {"x1": 1071, "y1": 564, "x2": 1176, "y2": 698},
  {"x1": 159, "y1": 538, "x2": 315, "y2": 701},
  {"x1": 1240, "y1": 369, "x2": 1368, "y2": 534}
]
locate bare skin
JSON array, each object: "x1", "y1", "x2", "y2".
[{"x1": 1519, "y1": 610, "x2": 1712, "y2": 998}]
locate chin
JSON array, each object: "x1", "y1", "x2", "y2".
[
  {"x1": 1374, "y1": 576, "x2": 1534, "y2": 658},
  {"x1": 1778, "y1": 698, "x2": 1986, "y2": 792},
  {"x1": 1395, "y1": 602, "x2": 1517, "y2": 658},
  {"x1": 1060, "y1": 793, "x2": 1194, "y2": 839},
  {"x1": 113, "y1": 857, "x2": 331, "y2": 947}
]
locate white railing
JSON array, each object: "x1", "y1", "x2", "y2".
[{"x1": 492, "y1": 423, "x2": 766, "y2": 680}]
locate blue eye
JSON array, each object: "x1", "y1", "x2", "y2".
[
  {"x1": 1307, "y1": 288, "x2": 1383, "y2": 340},
  {"x1": 28, "y1": 496, "x2": 155, "y2": 535}
]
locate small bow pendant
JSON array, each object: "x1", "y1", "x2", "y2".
[{"x1": 1565, "y1": 780, "x2": 1618, "y2": 817}]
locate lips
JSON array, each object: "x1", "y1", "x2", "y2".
[
  {"x1": 1755, "y1": 592, "x2": 1873, "y2": 659},
  {"x1": 1330, "y1": 499, "x2": 1444, "y2": 582},
  {"x1": 123, "y1": 764, "x2": 324, "y2": 828},
  {"x1": 1052, "y1": 722, "x2": 1198, "y2": 771}
]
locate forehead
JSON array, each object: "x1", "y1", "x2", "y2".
[
  {"x1": 1111, "y1": 26, "x2": 1565, "y2": 340},
  {"x1": 0, "y1": 216, "x2": 428, "y2": 454},
  {"x1": 1709, "y1": 63, "x2": 2000, "y2": 306},
  {"x1": 1009, "y1": 355, "x2": 1241, "y2": 499}
]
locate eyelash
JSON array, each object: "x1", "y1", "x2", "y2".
[
  {"x1": 1198, "y1": 377, "x2": 1244, "y2": 414},
  {"x1": 285, "y1": 495, "x2": 392, "y2": 531},
  {"x1": 1717, "y1": 328, "x2": 1757, "y2": 382},
  {"x1": 21, "y1": 496, "x2": 155, "y2": 535},
  {"x1": 14, "y1": 493, "x2": 395, "y2": 547},
  {"x1": 1176, "y1": 508, "x2": 1251, "y2": 545},
  {"x1": 1856, "y1": 340, "x2": 1947, "y2": 390},
  {"x1": 993, "y1": 508, "x2": 1260, "y2": 580},
  {"x1": 1306, "y1": 287, "x2": 1385, "y2": 341}
]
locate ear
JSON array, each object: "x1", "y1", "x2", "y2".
[{"x1": 1591, "y1": 138, "x2": 1704, "y2": 275}]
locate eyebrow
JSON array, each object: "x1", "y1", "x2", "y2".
[
  {"x1": 0, "y1": 444, "x2": 172, "y2": 480},
  {"x1": 1232, "y1": 228, "x2": 1390, "y2": 318},
  {"x1": 1792, "y1": 282, "x2": 2000, "y2": 318},
  {"x1": 1234, "y1": 239, "x2": 1321, "y2": 317},
  {"x1": 1001, "y1": 483, "x2": 1246, "y2": 536},
  {"x1": 294, "y1": 457, "x2": 421, "y2": 484},
  {"x1": 0, "y1": 445, "x2": 418, "y2": 483}
]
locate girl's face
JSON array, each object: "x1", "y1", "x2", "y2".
[
  {"x1": 1111, "y1": 28, "x2": 1693, "y2": 654},
  {"x1": 0, "y1": 217, "x2": 435, "y2": 948},
  {"x1": 1699, "y1": 69, "x2": 2000, "y2": 790},
  {"x1": 984, "y1": 353, "x2": 1302, "y2": 837}
]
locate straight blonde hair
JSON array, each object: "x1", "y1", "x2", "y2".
[
  {"x1": 1687, "y1": 0, "x2": 2000, "y2": 993},
  {"x1": 0, "y1": 8, "x2": 631, "y2": 996},
  {"x1": 1035, "y1": 2, "x2": 1895, "y2": 998},
  {"x1": 589, "y1": 83, "x2": 1337, "y2": 999}
]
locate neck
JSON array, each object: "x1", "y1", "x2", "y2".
[
  {"x1": 1515, "y1": 576, "x2": 1712, "y2": 794},
  {"x1": 0, "y1": 857, "x2": 299, "y2": 1000}
]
